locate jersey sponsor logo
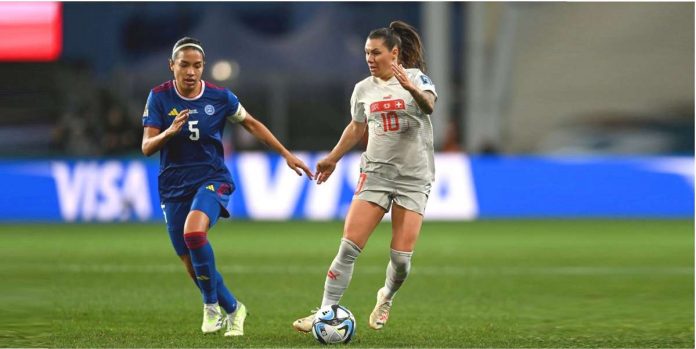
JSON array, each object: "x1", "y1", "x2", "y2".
[
  {"x1": 420, "y1": 74, "x2": 433, "y2": 85},
  {"x1": 205, "y1": 104, "x2": 215, "y2": 115},
  {"x1": 370, "y1": 99, "x2": 406, "y2": 113},
  {"x1": 168, "y1": 108, "x2": 198, "y2": 117}
]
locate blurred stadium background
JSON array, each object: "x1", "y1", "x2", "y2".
[{"x1": 0, "y1": 2, "x2": 693, "y2": 348}]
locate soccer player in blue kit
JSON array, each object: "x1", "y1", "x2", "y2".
[{"x1": 142, "y1": 37, "x2": 314, "y2": 336}]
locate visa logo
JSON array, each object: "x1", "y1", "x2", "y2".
[{"x1": 52, "y1": 161, "x2": 152, "y2": 221}]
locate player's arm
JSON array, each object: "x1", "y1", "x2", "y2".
[
  {"x1": 142, "y1": 109, "x2": 189, "y2": 156},
  {"x1": 391, "y1": 63, "x2": 436, "y2": 115},
  {"x1": 408, "y1": 87, "x2": 436, "y2": 115},
  {"x1": 316, "y1": 120, "x2": 367, "y2": 184},
  {"x1": 239, "y1": 113, "x2": 313, "y2": 179}
]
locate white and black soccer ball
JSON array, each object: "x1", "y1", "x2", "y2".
[{"x1": 311, "y1": 304, "x2": 356, "y2": 344}]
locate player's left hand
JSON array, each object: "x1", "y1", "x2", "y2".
[
  {"x1": 285, "y1": 153, "x2": 314, "y2": 179},
  {"x1": 392, "y1": 63, "x2": 415, "y2": 92}
]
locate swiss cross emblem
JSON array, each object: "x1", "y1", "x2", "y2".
[{"x1": 369, "y1": 99, "x2": 406, "y2": 113}]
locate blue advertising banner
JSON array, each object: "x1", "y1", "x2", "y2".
[{"x1": 0, "y1": 154, "x2": 692, "y2": 222}]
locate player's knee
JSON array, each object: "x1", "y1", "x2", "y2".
[
  {"x1": 184, "y1": 210, "x2": 210, "y2": 233},
  {"x1": 335, "y1": 238, "x2": 362, "y2": 265},
  {"x1": 183, "y1": 231, "x2": 208, "y2": 249}
]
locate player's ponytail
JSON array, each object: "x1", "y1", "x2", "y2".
[
  {"x1": 389, "y1": 21, "x2": 426, "y2": 73},
  {"x1": 368, "y1": 21, "x2": 426, "y2": 73}
]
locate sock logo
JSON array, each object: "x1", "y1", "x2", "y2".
[
  {"x1": 327, "y1": 270, "x2": 340, "y2": 280},
  {"x1": 197, "y1": 275, "x2": 210, "y2": 281}
]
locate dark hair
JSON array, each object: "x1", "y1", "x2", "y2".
[
  {"x1": 171, "y1": 36, "x2": 205, "y2": 60},
  {"x1": 368, "y1": 20, "x2": 426, "y2": 72}
]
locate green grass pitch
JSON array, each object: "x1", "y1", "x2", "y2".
[{"x1": 0, "y1": 220, "x2": 693, "y2": 348}]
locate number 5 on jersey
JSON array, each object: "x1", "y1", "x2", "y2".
[{"x1": 188, "y1": 120, "x2": 199, "y2": 140}]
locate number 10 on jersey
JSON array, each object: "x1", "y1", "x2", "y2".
[{"x1": 381, "y1": 111, "x2": 400, "y2": 132}]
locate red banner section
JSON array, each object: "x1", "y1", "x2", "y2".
[
  {"x1": 369, "y1": 99, "x2": 406, "y2": 113},
  {"x1": 0, "y1": 2, "x2": 62, "y2": 61}
]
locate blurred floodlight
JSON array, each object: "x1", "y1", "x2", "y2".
[{"x1": 211, "y1": 60, "x2": 239, "y2": 81}]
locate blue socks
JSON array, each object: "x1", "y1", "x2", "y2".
[
  {"x1": 184, "y1": 231, "x2": 237, "y2": 313},
  {"x1": 184, "y1": 231, "x2": 218, "y2": 304},
  {"x1": 216, "y1": 271, "x2": 238, "y2": 313}
]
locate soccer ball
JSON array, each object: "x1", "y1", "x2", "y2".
[{"x1": 311, "y1": 304, "x2": 356, "y2": 344}]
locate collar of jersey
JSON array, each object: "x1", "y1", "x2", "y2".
[
  {"x1": 173, "y1": 80, "x2": 206, "y2": 101},
  {"x1": 372, "y1": 75, "x2": 399, "y2": 87}
]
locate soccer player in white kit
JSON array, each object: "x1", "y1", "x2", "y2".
[{"x1": 293, "y1": 20, "x2": 437, "y2": 332}]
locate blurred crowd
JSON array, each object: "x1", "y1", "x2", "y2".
[
  {"x1": 53, "y1": 88, "x2": 139, "y2": 157},
  {"x1": 49, "y1": 62, "x2": 140, "y2": 157},
  {"x1": 0, "y1": 2, "x2": 692, "y2": 158}
]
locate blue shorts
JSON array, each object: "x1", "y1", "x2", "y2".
[{"x1": 161, "y1": 181, "x2": 234, "y2": 256}]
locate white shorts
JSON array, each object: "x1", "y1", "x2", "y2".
[{"x1": 353, "y1": 172, "x2": 430, "y2": 214}]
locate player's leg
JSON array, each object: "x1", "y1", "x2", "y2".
[
  {"x1": 179, "y1": 253, "x2": 197, "y2": 281},
  {"x1": 369, "y1": 192, "x2": 426, "y2": 330},
  {"x1": 183, "y1": 235, "x2": 245, "y2": 336},
  {"x1": 162, "y1": 200, "x2": 225, "y2": 333},
  {"x1": 187, "y1": 182, "x2": 246, "y2": 336},
  {"x1": 162, "y1": 200, "x2": 203, "y2": 287},
  {"x1": 324, "y1": 198, "x2": 387, "y2": 305},
  {"x1": 293, "y1": 196, "x2": 387, "y2": 332},
  {"x1": 183, "y1": 209, "x2": 225, "y2": 334},
  {"x1": 180, "y1": 252, "x2": 240, "y2": 326}
]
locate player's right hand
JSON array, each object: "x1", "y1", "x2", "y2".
[
  {"x1": 316, "y1": 157, "x2": 337, "y2": 185},
  {"x1": 285, "y1": 153, "x2": 314, "y2": 179},
  {"x1": 166, "y1": 109, "x2": 189, "y2": 137}
]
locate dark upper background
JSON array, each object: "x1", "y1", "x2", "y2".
[{"x1": 1, "y1": 2, "x2": 692, "y2": 157}]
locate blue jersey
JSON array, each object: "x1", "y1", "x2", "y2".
[{"x1": 142, "y1": 80, "x2": 247, "y2": 202}]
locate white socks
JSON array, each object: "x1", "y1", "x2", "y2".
[
  {"x1": 320, "y1": 241, "x2": 413, "y2": 306},
  {"x1": 383, "y1": 249, "x2": 413, "y2": 299},
  {"x1": 322, "y1": 238, "x2": 362, "y2": 306}
]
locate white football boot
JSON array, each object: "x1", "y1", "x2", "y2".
[
  {"x1": 201, "y1": 303, "x2": 226, "y2": 334},
  {"x1": 292, "y1": 307, "x2": 318, "y2": 332},
  {"x1": 368, "y1": 287, "x2": 392, "y2": 330},
  {"x1": 224, "y1": 302, "x2": 247, "y2": 337}
]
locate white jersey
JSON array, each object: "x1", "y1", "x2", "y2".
[{"x1": 350, "y1": 68, "x2": 437, "y2": 190}]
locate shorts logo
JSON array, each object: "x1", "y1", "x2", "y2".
[
  {"x1": 205, "y1": 104, "x2": 215, "y2": 115},
  {"x1": 354, "y1": 173, "x2": 367, "y2": 195},
  {"x1": 206, "y1": 184, "x2": 215, "y2": 191}
]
